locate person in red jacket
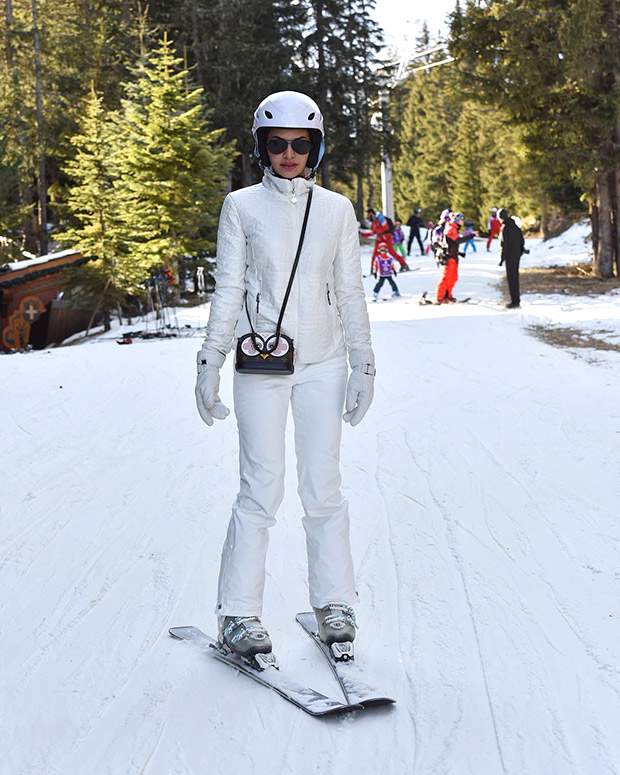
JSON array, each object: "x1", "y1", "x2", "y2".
[
  {"x1": 486, "y1": 207, "x2": 501, "y2": 251},
  {"x1": 370, "y1": 223, "x2": 406, "y2": 276},
  {"x1": 368, "y1": 210, "x2": 410, "y2": 272},
  {"x1": 436, "y1": 212, "x2": 476, "y2": 303}
]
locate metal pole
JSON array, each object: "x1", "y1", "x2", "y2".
[
  {"x1": 381, "y1": 155, "x2": 394, "y2": 222},
  {"x1": 380, "y1": 87, "x2": 395, "y2": 221}
]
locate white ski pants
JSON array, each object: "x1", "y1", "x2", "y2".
[{"x1": 216, "y1": 355, "x2": 356, "y2": 616}]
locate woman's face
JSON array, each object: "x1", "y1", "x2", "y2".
[{"x1": 266, "y1": 127, "x2": 311, "y2": 179}]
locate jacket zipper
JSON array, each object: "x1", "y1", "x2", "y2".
[
  {"x1": 291, "y1": 180, "x2": 297, "y2": 203},
  {"x1": 326, "y1": 283, "x2": 332, "y2": 305},
  {"x1": 256, "y1": 292, "x2": 260, "y2": 315}
]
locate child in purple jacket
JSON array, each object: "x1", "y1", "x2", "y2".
[{"x1": 373, "y1": 245, "x2": 401, "y2": 301}]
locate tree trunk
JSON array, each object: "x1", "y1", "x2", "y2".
[
  {"x1": 312, "y1": 0, "x2": 331, "y2": 189},
  {"x1": 4, "y1": 0, "x2": 14, "y2": 62},
  {"x1": 31, "y1": 0, "x2": 48, "y2": 255},
  {"x1": 614, "y1": 166, "x2": 620, "y2": 276},
  {"x1": 366, "y1": 160, "x2": 374, "y2": 210},
  {"x1": 594, "y1": 170, "x2": 614, "y2": 278},
  {"x1": 540, "y1": 192, "x2": 549, "y2": 239},
  {"x1": 5, "y1": 0, "x2": 37, "y2": 253},
  {"x1": 187, "y1": 0, "x2": 204, "y2": 88},
  {"x1": 590, "y1": 199, "x2": 599, "y2": 264},
  {"x1": 240, "y1": 150, "x2": 255, "y2": 188},
  {"x1": 356, "y1": 167, "x2": 364, "y2": 221}
]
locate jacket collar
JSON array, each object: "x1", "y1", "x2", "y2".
[{"x1": 262, "y1": 169, "x2": 315, "y2": 200}]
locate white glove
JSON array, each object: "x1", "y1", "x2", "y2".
[
  {"x1": 195, "y1": 364, "x2": 230, "y2": 426},
  {"x1": 343, "y1": 364, "x2": 375, "y2": 426}
]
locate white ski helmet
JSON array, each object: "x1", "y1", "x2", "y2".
[{"x1": 252, "y1": 91, "x2": 325, "y2": 173}]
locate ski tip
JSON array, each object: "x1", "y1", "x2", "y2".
[
  {"x1": 169, "y1": 625, "x2": 200, "y2": 639},
  {"x1": 358, "y1": 697, "x2": 397, "y2": 708}
]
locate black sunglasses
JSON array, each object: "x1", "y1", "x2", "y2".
[{"x1": 266, "y1": 136, "x2": 313, "y2": 155}]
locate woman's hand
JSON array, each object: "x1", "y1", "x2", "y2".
[
  {"x1": 195, "y1": 365, "x2": 230, "y2": 426},
  {"x1": 343, "y1": 365, "x2": 375, "y2": 426}
]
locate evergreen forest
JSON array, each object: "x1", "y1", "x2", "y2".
[{"x1": 1, "y1": 0, "x2": 618, "y2": 322}]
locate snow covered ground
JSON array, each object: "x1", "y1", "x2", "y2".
[{"x1": 2, "y1": 228, "x2": 619, "y2": 775}]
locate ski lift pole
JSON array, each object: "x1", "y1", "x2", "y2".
[{"x1": 379, "y1": 85, "x2": 395, "y2": 223}]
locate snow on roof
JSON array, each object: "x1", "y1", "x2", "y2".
[{"x1": 7, "y1": 249, "x2": 80, "y2": 272}]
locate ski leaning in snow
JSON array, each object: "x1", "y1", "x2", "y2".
[
  {"x1": 296, "y1": 613, "x2": 396, "y2": 708},
  {"x1": 168, "y1": 626, "x2": 363, "y2": 717},
  {"x1": 418, "y1": 291, "x2": 471, "y2": 305}
]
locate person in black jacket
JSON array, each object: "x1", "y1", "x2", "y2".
[
  {"x1": 498, "y1": 208, "x2": 525, "y2": 308},
  {"x1": 406, "y1": 208, "x2": 424, "y2": 256}
]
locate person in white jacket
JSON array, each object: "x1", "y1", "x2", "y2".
[{"x1": 195, "y1": 91, "x2": 375, "y2": 667}]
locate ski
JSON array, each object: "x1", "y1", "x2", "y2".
[
  {"x1": 169, "y1": 626, "x2": 363, "y2": 717},
  {"x1": 418, "y1": 291, "x2": 471, "y2": 305},
  {"x1": 295, "y1": 613, "x2": 396, "y2": 708}
]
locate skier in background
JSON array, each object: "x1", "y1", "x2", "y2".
[
  {"x1": 486, "y1": 207, "x2": 501, "y2": 251},
  {"x1": 498, "y1": 207, "x2": 526, "y2": 308},
  {"x1": 424, "y1": 220, "x2": 435, "y2": 255},
  {"x1": 392, "y1": 220, "x2": 407, "y2": 262},
  {"x1": 195, "y1": 91, "x2": 375, "y2": 667},
  {"x1": 431, "y1": 209, "x2": 451, "y2": 265},
  {"x1": 406, "y1": 207, "x2": 425, "y2": 256},
  {"x1": 436, "y1": 212, "x2": 477, "y2": 303},
  {"x1": 373, "y1": 244, "x2": 401, "y2": 300},
  {"x1": 370, "y1": 210, "x2": 410, "y2": 272},
  {"x1": 463, "y1": 220, "x2": 477, "y2": 253}
]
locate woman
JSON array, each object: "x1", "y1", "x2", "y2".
[{"x1": 195, "y1": 91, "x2": 375, "y2": 667}]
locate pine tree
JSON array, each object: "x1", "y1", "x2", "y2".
[
  {"x1": 117, "y1": 33, "x2": 235, "y2": 290},
  {"x1": 392, "y1": 53, "x2": 461, "y2": 225},
  {"x1": 147, "y1": 0, "x2": 308, "y2": 189},
  {"x1": 450, "y1": 0, "x2": 619, "y2": 276},
  {"x1": 451, "y1": 105, "x2": 483, "y2": 226},
  {"x1": 300, "y1": 0, "x2": 384, "y2": 193},
  {"x1": 58, "y1": 91, "x2": 129, "y2": 330},
  {"x1": 0, "y1": 0, "x2": 142, "y2": 254}
]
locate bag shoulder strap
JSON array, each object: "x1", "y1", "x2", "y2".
[
  {"x1": 244, "y1": 187, "x2": 313, "y2": 346},
  {"x1": 275, "y1": 187, "x2": 313, "y2": 338}
]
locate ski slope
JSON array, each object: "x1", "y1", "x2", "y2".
[{"x1": 1, "y1": 237, "x2": 619, "y2": 775}]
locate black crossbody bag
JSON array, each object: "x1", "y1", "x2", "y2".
[{"x1": 235, "y1": 189, "x2": 313, "y2": 375}]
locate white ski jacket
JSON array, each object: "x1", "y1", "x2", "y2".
[{"x1": 199, "y1": 171, "x2": 373, "y2": 369}]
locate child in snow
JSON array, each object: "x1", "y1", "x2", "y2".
[
  {"x1": 373, "y1": 245, "x2": 401, "y2": 301},
  {"x1": 463, "y1": 221, "x2": 477, "y2": 253},
  {"x1": 195, "y1": 91, "x2": 374, "y2": 666},
  {"x1": 392, "y1": 220, "x2": 407, "y2": 262},
  {"x1": 370, "y1": 220, "x2": 409, "y2": 274}
]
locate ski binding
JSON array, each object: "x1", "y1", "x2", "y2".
[
  {"x1": 296, "y1": 613, "x2": 395, "y2": 708},
  {"x1": 169, "y1": 625, "x2": 362, "y2": 717},
  {"x1": 331, "y1": 641, "x2": 354, "y2": 662}
]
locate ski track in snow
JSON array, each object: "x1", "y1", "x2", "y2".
[{"x1": 1, "y1": 241, "x2": 620, "y2": 774}]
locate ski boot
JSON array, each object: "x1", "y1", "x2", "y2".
[
  {"x1": 313, "y1": 603, "x2": 357, "y2": 662},
  {"x1": 218, "y1": 616, "x2": 277, "y2": 670}
]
